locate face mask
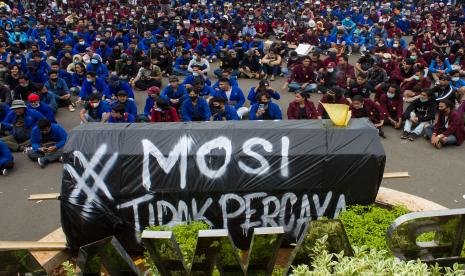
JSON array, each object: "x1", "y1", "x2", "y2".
[
  {"x1": 363, "y1": 16, "x2": 368, "y2": 20},
  {"x1": 414, "y1": 76, "x2": 420, "y2": 81},
  {"x1": 387, "y1": 92, "x2": 395, "y2": 98},
  {"x1": 393, "y1": 43, "x2": 399, "y2": 48},
  {"x1": 164, "y1": 34, "x2": 169, "y2": 38},
  {"x1": 410, "y1": 55, "x2": 417, "y2": 60},
  {"x1": 439, "y1": 108, "x2": 446, "y2": 114},
  {"x1": 91, "y1": 102, "x2": 100, "y2": 108},
  {"x1": 192, "y1": 72, "x2": 199, "y2": 77},
  {"x1": 189, "y1": 95, "x2": 198, "y2": 101},
  {"x1": 50, "y1": 78, "x2": 58, "y2": 82},
  {"x1": 382, "y1": 59, "x2": 389, "y2": 63},
  {"x1": 19, "y1": 83, "x2": 27, "y2": 87},
  {"x1": 327, "y1": 68, "x2": 334, "y2": 73},
  {"x1": 354, "y1": 104, "x2": 363, "y2": 109},
  {"x1": 91, "y1": 59, "x2": 98, "y2": 64},
  {"x1": 452, "y1": 77, "x2": 460, "y2": 82},
  {"x1": 79, "y1": 41, "x2": 85, "y2": 45},
  {"x1": 15, "y1": 59, "x2": 22, "y2": 63},
  {"x1": 420, "y1": 98, "x2": 428, "y2": 103},
  {"x1": 96, "y1": 37, "x2": 101, "y2": 41},
  {"x1": 31, "y1": 102, "x2": 40, "y2": 108},
  {"x1": 87, "y1": 78, "x2": 93, "y2": 82}
]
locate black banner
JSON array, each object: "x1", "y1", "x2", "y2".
[{"x1": 61, "y1": 119, "x2": 385, "y2": 251}]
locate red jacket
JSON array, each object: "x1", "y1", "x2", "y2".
[
  {"x1": 287, "y1": 100, "x2": 318, "y2": 120},
  {"x1": 433, "y1": 111, "x2": 465, "y2": 145},
  {"x1": 151, "y1": 108, "x2": 180, "y2": 122},
  {"x1": 317, "y1": 95, "x2": 349, "y2": 118},
  {"x1": 350, "y1": 98, "x2": 385, "y2": 123},
  {"x1": 289, "y1": 64, "x2": 315, "y2": 84},
  {"x1": 379, "y1": 94, "x2": 403, "y2": 120}
]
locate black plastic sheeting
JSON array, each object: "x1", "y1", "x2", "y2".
[{"x1": 61, "y1": 119, "x2": 386, "y2": 252}]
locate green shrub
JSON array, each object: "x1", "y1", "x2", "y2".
[
  {"x1": 290, "y1": 235, "x2": 465, "y2": 276},
  {"x1": 338, "y1": 205, "x2": 409, "y2": 253}
]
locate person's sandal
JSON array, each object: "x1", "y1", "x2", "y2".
[{"x1": 68, "y1": 105, "x2": 75, "y2": 112}]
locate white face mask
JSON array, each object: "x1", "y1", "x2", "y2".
[
  {"x1": 327, "y1": 68, "x2": 334, "y2": 73},
  {"x1": 91, "y1": 102, "x2": 100, "y2": 108},
  {"x1": 452, "y1": 77, "x2": 460, "y2": 82},
  {"x1": 387, "y1": 92, "x2": 395, "y2": 98},
  {"x1": 31, "y1": 102, "x2": 40, "y2": 108}
]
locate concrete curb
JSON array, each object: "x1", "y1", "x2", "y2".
[{"x1": 376, "y1": 187, "x2": 447, "y2": 212}]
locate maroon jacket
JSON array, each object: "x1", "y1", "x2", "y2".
[
  {"x1": 287, "y1": 100, "x2": 318, "y2": 119},
  {"x1": 379, "y1": 94, "x2": 403, "y2": 120},
  {"x1": 289, "y1": 64, "x2": 315, "y2": 84},
  {"x1": 317, "y1": 95, "x2": 349, "y2": 118},
  {"x1": 433, "y1": 111, "x2": 465, "y2": 145},
  {"x1": 151, "y1": 107, "x2": 180, "y2": 122},
  {"x1": 350, "y1": 98, "x2": 385, "y2": 123}
]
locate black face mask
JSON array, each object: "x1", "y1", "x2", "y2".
[{"x1": 189, "y1": 96, "x2": 198, "y2": 101}]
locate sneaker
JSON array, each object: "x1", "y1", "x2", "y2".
[
  {"x1": 68, "y1": 105, "x2": 75, "y2": 112},
  {"x1": 38, "y1": 158, "x2": 47, "y2": 168},
  {"x1": 408, "y1": 133, "x2": 418, "y2": 141},
  {"x1": 1, "y1": 169, "x2": 8, "y2": 176},
  {"x1": 400, "y1": 131, "x2": 410, "y2": 139}
]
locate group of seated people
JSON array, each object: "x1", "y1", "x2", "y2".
[{"x1": 1, "y1": 0, "x2": 465, "y2": 176}]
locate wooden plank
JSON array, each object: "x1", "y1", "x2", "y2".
[
  {"x1": 32, "y1": 228, "x2": 70, "y2": 274},
  {"x1": 0, "y1": 241, "x2": 67, "y2": 251},
  {"x1": 28, "y1": 193, "x2": 60, "y2": 200},
  {"x1": 383, "y1": 172, "x2": 410, "y2": 179}
]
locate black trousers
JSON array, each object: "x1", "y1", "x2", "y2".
[{"x1": 0, "y1": 160, "x2": 14, "y2": 170}]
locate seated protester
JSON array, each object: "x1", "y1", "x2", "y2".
[
  {"x1": 214, "y1": 50, "x2": 241, "y2": 79},
  {"x1": 50, "y1": 61, "x2": 72, "y2": 87},
  {"x1": 192, "y1": 79, "x2": 215, "y2": 100},
  {"x1": 335, "y1": 55, "x2": 356, "y2": 89},
  {"x1": 0, "y1": 140, "x2": 14, "y2": 176},
  {"x1": 182, "y1": 64, "x2": 212, "y2": 88},
  {"x1": 107, "y1": 104, "x2": 136, "y2": 123},
  {"x1": 37, "y1": 85, "x2": 58, "y2": 113},
  {"x1": 285, "y1": 56, "x2": 317, "y2": 93},
  {"x1": 130, "y1": 59, "x2": 162, "y2": 90},
  {"x1": 173, "y1": 50, "x2": 192, "y2": 76},
  {"x1": 260, "y1": 49, "x2": 282, "y2": 81},
  {"x1": 70, "y1": 63, "x2": 86, "y2": 95},
  {"x1": 210, "y1": 97, "x2": 240, "y2": 121},
  {"x1": 449, "y1": 70, "x2": 465, "y2": 102},
  {"x1": 151, "y1": 97, "x2": 181, "y2": 123},
  {"x1": 379, "y1": 86, "x2": 403, "y2": 129},
  {"x1": 79, "y1": 94, "x2": 111, "y2": 123},
  {"x1": 402, "y1": 90, "x2": 437, "y2": 141},
  {"x1": 106, "y1": 74, "x2": 134, "y2": 100},
  {"x1": 0, "y1": 84, "x2": 12, "y2": 104},
  {"x1": 13, "y1": 75, "x2": 40, "y2": 101},
  {"x1": 78, "y1": 71, "x2": 110, "y2": 102},
  {"x1": 111, "y1": 90, "x2": 138, "y2": 118},
  {"x1": 86, "y1": 54, "x2": 109, "y2": 80},
  {"x1": 143, "y1": 86, "x2": 161, "y2": 122},
  {"x1": 429, "y1": 55, "x2": 452, "y2": 84},
  {"x1": 282, "y1": 51, "x2": 301, "y2": 77},
  {"x1": 118, "y1": 56, "x2": 140, "y2": 81},
  {"x1": 0, "y1": 100, "x2": 44, "y2": 152},
  {"x1": 214, "y1": 78, "x2": 248, "y2": 118},
  {"x1": 425, "y1": 100, "x2": 465, "y2": 149},
  {"x1": 350, "y1": 95, "x2": 386, "y2": 138},
  {"x1": 67, "y1": 54, "x2": 83, "y2": 73},
  {"x1": 161, "y1": 76, "x2": 188, "y2": 109},
  {"x1": 212, "y1": 68, "x2": 239, "y2": 91},
  {"x1": 45, "y1": 71, "x2": 74, "y2": 112},
  {"x1": 195, "y1": 38, "x2": 217, "y2": 62},
  {"x1": 247, "y1": 80, "x2": 280, "y2": 105},
  {"x1": 239, "y1": 50, "x2": 262, "y2": 79},
  {"x1": 5, "y1": 65, "x2": 21, "y2": 91},
  {"x1": 249, "y1": 92, "x2": 283, "y2": 120},
  {"x1": 27, "y1": 119, "x2": 67, "y2": 168},
  {"x1": 180, "y1": 88, "x2": 211, "y2": 122},
  {"x1": 27, "y1": 93, "x2": 55, "y2": 123},
  {"x1": 316, "y1": 62, "x2": 338, "y2": 94},
  {"x1": 399, "y1": 58, "x2": 416, "y2": 80},
  {"x1": 367, "y1": 62, "x2": 388, "y2": 91},
  {"x1": 0, "y1": 102, "x2": 10, "y2": 123},
  {"x1": 287, "y1": 91, "x2": 318, "y2": 120},
  {"x1": 188, "y1": 51, "x2": 211, "y2": 75},
  {"x1": 346, "y1": 72, "x2": 371, "y2": 102},
  {"x1": 317, "y1": 87, "x2": 350, "y2": 119},
  {"x1": 432, "y1": 75, "x2": 455, "y2": 103},
  {"x1": 401, "y1": 68, "x2": 431, "y2": 102}
]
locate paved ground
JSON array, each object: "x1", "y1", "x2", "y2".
[{"x1": 1, "y1": 57, "x2": 465, "y2": 242}]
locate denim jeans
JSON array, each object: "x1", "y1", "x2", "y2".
[
  {"x1": 263, "y1": 64, "x2": 280, "y2": 76},
  {"x1": 288, "y1": 82, "x2": 317, "y2": 93},
  {"x1": 403, "y1": 112, "x2": 430, "y2": 135},
  {"x1": 424, "y1": 126, "x2": 458, "y2": 145}
]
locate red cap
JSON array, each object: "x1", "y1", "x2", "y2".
[
  {"x1": 147, "y1": 86, "x2": 160, "y2": 95},
  {"x1": 28, "y1": 93, "x2": 40, "y2": 102},
  {"x1": 201, "y1": 38, "x2": 209, "y2": 46},
  {"x1": 327, "y1": 62, "x2": 336, "y2": 68}
]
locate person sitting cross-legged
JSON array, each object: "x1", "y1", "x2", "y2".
[
  {"x1": 0, "y1": 140, "x2": 14, "y2": 176},
  {"x1": 425, "y1": 100, "x2": 465, "y2": 149},
  {"x1": 26, "y1": 118, "x2": 68, "y2": 168}
]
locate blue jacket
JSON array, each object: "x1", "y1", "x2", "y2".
[
  {"x1": 2, "y1": 108, "x2": 45, "y2": 132},
  {"x1": 39, "y1": 92, "x2": 58, "y2": 112},
  {"x1": 108, "y1": 113, "x2": 135, "y2": 123},
  {"x1": 197, "y1": 85, "x2": 215, "y2": 97},
  {"x1": 182, "y1": 75, "x2": 212, "y2": 87},
  {"x1": 111, "y1": 99, "x2": 138, "y2": 117},
  {"x1": 0, "y1": 140, "x2": 13, "y2": 167},
  {"x1": 212, "y1": 77, "x2": 238, "y2": 90},
  {"x1": 161, "y1": 85, "x2": 188, "y2": 100},
  {"x1": 181, "y1": 97, "x2": 211, "y2": 121},
  {"x1": 27, "y1": 102, "x2": 56, "y2": 123},
  {"x1": 106, "y1": 81, "x2": 134, "y2": 99},
  {"x1": 71, "y1": 72, "x2": 86, "y2": 88},
  {"x1": 212, "y1": 105, "x2": 239, "y2": 121},
  {"x1": 0, "y1": 103, "x2": 10, "y2": 122},
  {"x1": 144, "y1": 96, "x2": 155, "y2": 117},
  {"x1": 86, "y1": 100, "x2": 111, "y2": 120},
  {"x1": 211, "y1": 86, "x2": 246, "y2": 110},
  {"x1": 79, "y1": 78, "x2": 110, "y2": 100},
  {"x1": 86, "y1": 63, "x2": 109, "y2": 80},
  {"x1": 249, "y1": 102, "x2": 282, "y2": 120},
  {"x1": 174, "y1": 56, "x2": 191, "y2": 70},
  {"x1": 195, "y1": 44, "x2": 216, "y2": 56},
  {"x1": 429, "y1": 59, "x2": 452, "y2": 74},
  {"x1": 45, "y1": 78, "x2": 69, "y2": 97},
  {"x1": 31, "y1": 123, "x2": 68, "y2": 152},
  {"x1": 247, "y1": 87, "x2": 280, "y2": 105}
]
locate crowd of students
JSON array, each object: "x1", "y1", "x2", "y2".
[{"x1": 1, "y1": 0, "x2": 465, "y2": 176}]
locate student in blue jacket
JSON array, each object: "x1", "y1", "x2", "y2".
[
  {"x1": 27, "y1": 93, "x2": 55, "y2": 123},
  {"x1": 111, "y1": 90, "x2": 138, "y2": 118},
  {"x1": 161, "y1": 76, "x2": 188, "y2": 109},
  {"x1": 210, "y1": 97, "x2": 239, "y2": 121},
  {"x1": 213, "y1": 77, "x2": 248, "y2": 118},
  {"x1": 249, "y1": 92, "x2": 282, "y2": 120},
  {"x1": 27, "y1": 118, "x2": 67, "y2": 168},
  {"x1": 247, "y1": 80, "x2": 280, "y2": 105},
  {"x1": 0, "y1": 140, "x2": 14, "y2": 176},
  {"x1": 107, "y1": 103, "x2": 136, "y2": 123},
  {"x1": 78, "y1": 71, "x2": 110, "y2": 102},
  {"x1": 181, "y1": 88, "x2": 211, "y2": 122}
]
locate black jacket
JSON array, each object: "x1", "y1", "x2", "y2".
[{"x1": 403, "y1": 98, "x2": 437, "y2": 122}]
